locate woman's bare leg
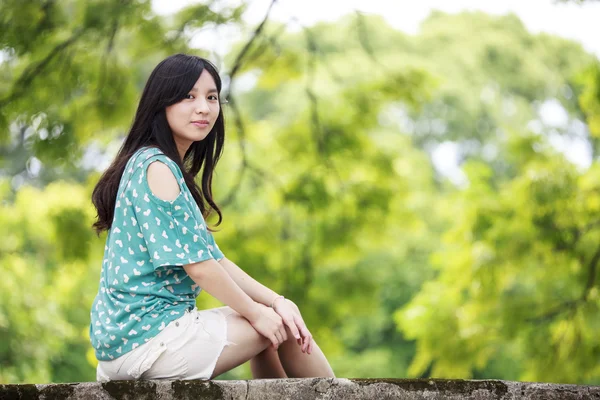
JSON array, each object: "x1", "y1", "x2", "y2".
[
  {"x1": 277, "y1": 325, "x2": 335, "y2": 378},
  {"x1": 250, "y1": 347, "x2": 287, "y2": 379},
  {"x1": 210, "y1": 307, "x2": 334, "y2": 379},
  {"x1": 210, "y1": 308, "x2": 271, "y2": 378}
]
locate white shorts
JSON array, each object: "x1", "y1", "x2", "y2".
[{"x1": 96, "y1": 307, "x2": 235, "y2": 381}]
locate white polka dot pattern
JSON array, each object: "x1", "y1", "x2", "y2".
[{"x1": 90, "y1": 147, "x2": 224, "y2": 361}]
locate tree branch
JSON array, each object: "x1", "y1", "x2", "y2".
[
  {"x1": 0, "y1": 28, "x2": 84, "y2": 108},
  {"x1": 218, "y1": 96, "x2": 248, "y2": 207},
  {"x1": 227, "y1": 0, "x2": 277, "y2": 83},
  {"x1": 97, "y1": 18, "x2": 120, "y2": 97},
  {"x1": 527, "y1": 243, "x2": 600, "y2": 323},
  {"x1": 581, "y1": 243, "x2": 600, "y2": 301},
  {"x1": 219, "y1": 0, "x2": 279, "y2": 207},
  {"x1": 33, "y1": 0, "x2": 56, "y2": 37},
  {"x1": 355, "y1": 11, "x2": 389, "y2": 73}
]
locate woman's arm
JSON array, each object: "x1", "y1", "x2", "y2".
[
  {"x1": 217, "y1": 257, "x2": 313, "y2": 353},
  {"x1": 184, "y1": 259, "x2": 262, "y2": 320},
  {"x1": 184, "y1": 259, "x2": 288, "y2": 348},
  {"x1": 147, "y1": 162, "x2": 273, "y2": 315},
  {"x1": 147, "y1": 161, "x2": 287, "y2": 348},
  {"x1": 218, "y1": 257, "x2": 280, "y2": 306}
]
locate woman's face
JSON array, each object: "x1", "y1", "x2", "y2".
[{"x1": 166, "y1": 69, "x2": 220, "y2": 155}]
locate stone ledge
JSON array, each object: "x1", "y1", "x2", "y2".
[{"x1": 1, "y1": 378, "x2": 599, "y2": 399}]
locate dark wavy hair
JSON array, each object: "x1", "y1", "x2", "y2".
[{"x1": 92, "y1": 54, "x2": 225, "y2": 234}]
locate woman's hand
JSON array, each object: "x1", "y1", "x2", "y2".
[
  {"x1": 248, "y1": 304, "x2": 288, "y2": 350},
  {"x1": 273, "y1": 298, "x2": 314, "y2": 354}
]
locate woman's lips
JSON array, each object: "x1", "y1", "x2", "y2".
[{"x1": 191, "y1": 121, "x2": 209, "y2": 128}]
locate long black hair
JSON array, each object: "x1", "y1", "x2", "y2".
[{"x1": 92, "y1": 54, "x2": 225, "y2": 234}]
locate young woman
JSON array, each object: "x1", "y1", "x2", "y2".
[{"x1": 89, "y1": 54, "x2": 335, "y2": 381}]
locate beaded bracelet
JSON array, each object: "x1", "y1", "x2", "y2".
[{"x1": 270, "y1": 295, "x2": 285, "y2": 308}]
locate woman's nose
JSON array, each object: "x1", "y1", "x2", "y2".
[{"x1": 195, "y1": 98, "x2": 210, "y2": 114}]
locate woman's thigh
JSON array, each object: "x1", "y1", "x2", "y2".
[{"x1": 210, "y1": 307, "x2": 271, "y2": 378}]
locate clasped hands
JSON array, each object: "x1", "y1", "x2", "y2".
[{"x1": 249, "y1": 298, "x2": 313, "y2": 354}]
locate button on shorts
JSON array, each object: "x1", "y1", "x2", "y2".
[{"x1": 96, "y1": 307, "x2": 234, "y2": 381}]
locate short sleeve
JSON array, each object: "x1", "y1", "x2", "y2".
[
  {"x1": 206, "y1": 230, "x2": 225, "y2": 261},
  {"x1": 129, "y1": 154, "x2": 216, "y2": 270}
]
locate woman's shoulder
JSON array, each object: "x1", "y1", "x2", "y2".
[
  {"x1": 146, "y1": 161, "x2": 181, "y2": 202},
  {"x1": 123, "y1": 147, "x2": 189, "y2": 206},
  {"x1": 129, "y1": 146, "x2": 165, "y2": 167},
  {"x1": 126, "y1": 147, "x2": 182, "y2": 178}
]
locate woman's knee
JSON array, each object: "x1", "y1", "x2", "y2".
[
  {"x1": 213, "y1": 306, "x2": 238, "y2": 320},
  {"x1": 216, "y1": 305, "x2": 300, "y2": 347},
  {"x1": 219, "y1": 308, "x2": 269, "y2": 345},
  {"x1": 209, "y1": 308, "x2": 272, "y2": 378}
]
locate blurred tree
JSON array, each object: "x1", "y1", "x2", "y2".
[
  {"x1": 0, "y1": 0, "x2": 244, "y2": 190},
  {"x1": 222, "y1": 10, "x2": 599, "y2": 383},
  {"x1": 1, "y1": 0, "x2": 599, "y2": 385},
  {"x1": 387, "y1": 13, "x2": 600, "y2": 384},
  {"x1": 577, "y1": 62, "x2": 600, "y2": 139},
  {"x1": 0, "y1": 178, "x2": 101, "y2": 382},
  {"x1": 396, "y1": 131, "x2": 600, "y2": 383}
]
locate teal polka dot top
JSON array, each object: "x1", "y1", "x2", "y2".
[{"x1": 90, "y1": 147, "x2": 225, "y2": 361}]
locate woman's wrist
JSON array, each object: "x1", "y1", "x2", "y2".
[
  {"x1": 270, "y1": 294, "x2": 285, "y2": 308},
  {"x1": 245, "y1": 302, "x2": 265, "y2": 324}
]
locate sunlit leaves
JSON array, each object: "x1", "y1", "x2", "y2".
[
  {"x1": 577, "y1": 63, "x2": 600, "y2": 137},
  {"x1": 0, "y1": 180, "x2": 100, "y2": 383}
]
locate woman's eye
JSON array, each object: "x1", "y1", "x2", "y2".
[
  {"x1": 208, "y1": 95, "x2": 218, "y2": 101},
  {"x1": 185, "y1": 94, "x2": 194, "y2": 99}
]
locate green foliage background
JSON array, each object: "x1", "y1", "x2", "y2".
[{"x1": 1, "y1": 0, "x2": 599, "y2": 384}]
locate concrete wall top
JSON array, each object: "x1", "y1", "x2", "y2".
[{"x1": 1, "y1": 378, "x2": 599, "y2": 399}]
